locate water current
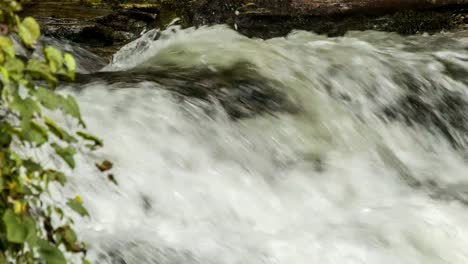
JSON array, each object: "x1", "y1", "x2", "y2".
[{"x1": 51, "y1": 25, "x2": 468, "y2": 264}]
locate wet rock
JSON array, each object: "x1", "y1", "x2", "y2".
[
  {"x1": 292, "y1": 0, "x2": 468, "y2": 15},
  {"x1": 235, "y1": 8, "x2": 467, "y2": 38},
  {"x1": 193, "y1": 0, "x2": 468, "y2": 37},
  {"x1": 22, "y1": 2, "x2": 160, "y2": 58},
  {"x1": 21, "y1": 1, "x2": 468, "y2": 58},
  {"x1": 72, "y1": 63, "x2": 299, "y2": 119}
]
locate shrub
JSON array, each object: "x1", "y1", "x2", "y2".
[{"x1": 0, "y1": 1, "x2": 105, "y2": 263}]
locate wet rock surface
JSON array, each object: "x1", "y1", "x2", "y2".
[
  {"x1": 72, "y1": 64, "x2": 298, "y2": 120},
  {"x1": 21, "y1": 1, "x2": 468, "y2": 58},
  {"x1": 28, "y1": 7, "x2": 159, "y2": 58}
]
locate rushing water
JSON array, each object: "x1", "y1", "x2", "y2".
[{"x1": 54, "y1": 25, "x2": 468, "y2": 263}]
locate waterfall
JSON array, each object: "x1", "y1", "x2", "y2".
[{"x1": 52, "y1": 25, "x2": 468, "y2": 263}]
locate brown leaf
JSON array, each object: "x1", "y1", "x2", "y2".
[
  {"x1": 107, "y1": 174, "x2": 118, "y2": 185},
  {"x1": 95, "y1": 160, "x2": 113, "y2": 172}
]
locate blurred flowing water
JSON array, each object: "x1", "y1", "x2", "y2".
[{"x1": 53, "y1": 25, "x2": 468, "y2": 263}]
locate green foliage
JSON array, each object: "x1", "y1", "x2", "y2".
[
  {"x1": 0, "y1": 1, "x2": 108, "y2": 263},
  {"x1": 66, "y1": 197, "x2": 88, "y2": 217}
]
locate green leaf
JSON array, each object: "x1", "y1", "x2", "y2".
[
  {"x1": 0, "y1": 36, "x2": 15, "y2": 57},
  {"x1": 4, "y1": 57, "x2": 25, "y2": 80},
  {"x1": 44, "y1": 170, "x2": 67, "y2": 186},
  {"x1": 63, "y1": 95, "x2": 84, "y2": 127},
  {"x1": 4, "y1": 57, "x2": 24, "y2": 72},
  {"x1": 26, "y1": 59, "x2": 57, "y2": 86},
  {"x1": 0, "y1": 66, "x2": 9, "y2": 82},
  {"x1": 38, "y1": 239, "x2": 67, "y2": 264},
  {"x1": 23, "y1": 215, "x2": 38, "y2": 245},
  {"x1": 54, "y1": 207, "x2": 64, "y2": 220},
  {"x1": 67, "y1": 197, "x2": 89, "y2": 217},
  {"x1": 18, "y1": 17, "x2": 40, "y2": 46},
  {"x1": 10, "y1": 94, "x2": 41, "y2": 122},
  {"x1": 77, "y1": 131, "x2": 103, "y2": 149},
  {"x1": 3, "y1": 209, "x2": 26, "y2": 243},
  {"x1": 11, "y1": 95, "x2": 45, "y2": 145},
  {"x1": 10, "y1": 152, "x2": 23, "y2": 166},
  {"x1": 64, "y1": 53, "x2": 76, "y2": 80},
  {"x1": 63, "y1": 226, "x2": 77, "y2": 244},
  {"x1": 11, "y1": 95, "x2": 40, "y2": 118},
  {"x1": 2, "y1": 209, "x2": 37, "y2": 244},
  {"x1": 11, "y1": 95, "x2": 47, "y2": 145},
  {"x1": 51, "y1": 143, "x2": 76, "y2": 168},
  {"x1": 22, "y1": 121, "x2": 48, "y2": 146},
  {"x1": 8, "y1": 1, "x2": 22, "y2": 12},
  {"x1": 45, "y1": 117, "x2": 76, "y2": 143},
  {"x1": 44, "y1": 46, "x2": 63, "y2": 74},
  {"x1": 23, "y1": 159, "x2": 42, "y2": 172},
  {"x1": 34, "y1": 87, "x2": 62, "y2": 110}
]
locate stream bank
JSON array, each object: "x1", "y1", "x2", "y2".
[{"x1": 21, "y1": 0, "x2": 468, "y2": 58}]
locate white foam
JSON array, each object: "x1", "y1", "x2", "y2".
[{"x1": 58, "y1": 27, "x2": 468, "y2": 263}]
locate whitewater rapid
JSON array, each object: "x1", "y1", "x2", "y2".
[{"x1": 56, "y1": 26, "x2": 468, "y2": 263}]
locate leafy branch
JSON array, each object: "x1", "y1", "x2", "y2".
[{"x1": 0, "y1": 1, "x2": 111, "y2": 263}]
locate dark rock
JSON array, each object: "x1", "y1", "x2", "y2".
[
  {"x1": 22, "y1": 2, "x2": 160, "y2": 58},
  {"x1": 21, "y1": 1, "x2": 468, "y2": 57},
  {"x1": 72, "y1": 63, "x2": 299, "y2": 120},
  {"x1": 233, "y1": 7, "x2": 467, "y2": 38},
  {"x1": 192, "y1": 0, "x2": 468, "y2": 37}
]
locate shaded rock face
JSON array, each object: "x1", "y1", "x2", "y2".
[
  {"x1": 32, "y1": 9, "x2": 158, "y2": 58},
  {"x1": 293, "y1": 0, "x2": 468, "y2": 15},
  {"x1": 21, "y1": 0, "x2": 468, "y2": 57},
  {"x1": 21, "y1": 1, "x2": 162, "y2": 58},
  {"x1": 192, "y1": 0, "x2": 467, "y2": 38},
  {"x1": 192, "y1": 0, "x2": 468, "y2": 20},
  {"x1": 234, "y1": 8, "x2": 467, "y2": 38}
]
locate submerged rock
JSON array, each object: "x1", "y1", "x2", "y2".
[
  {"x1": 383, "y1": 92, "x2": 468, "y2": 149},
  {"x1": 72, "y1": 63, "x2": 299, "y2": 119}
]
